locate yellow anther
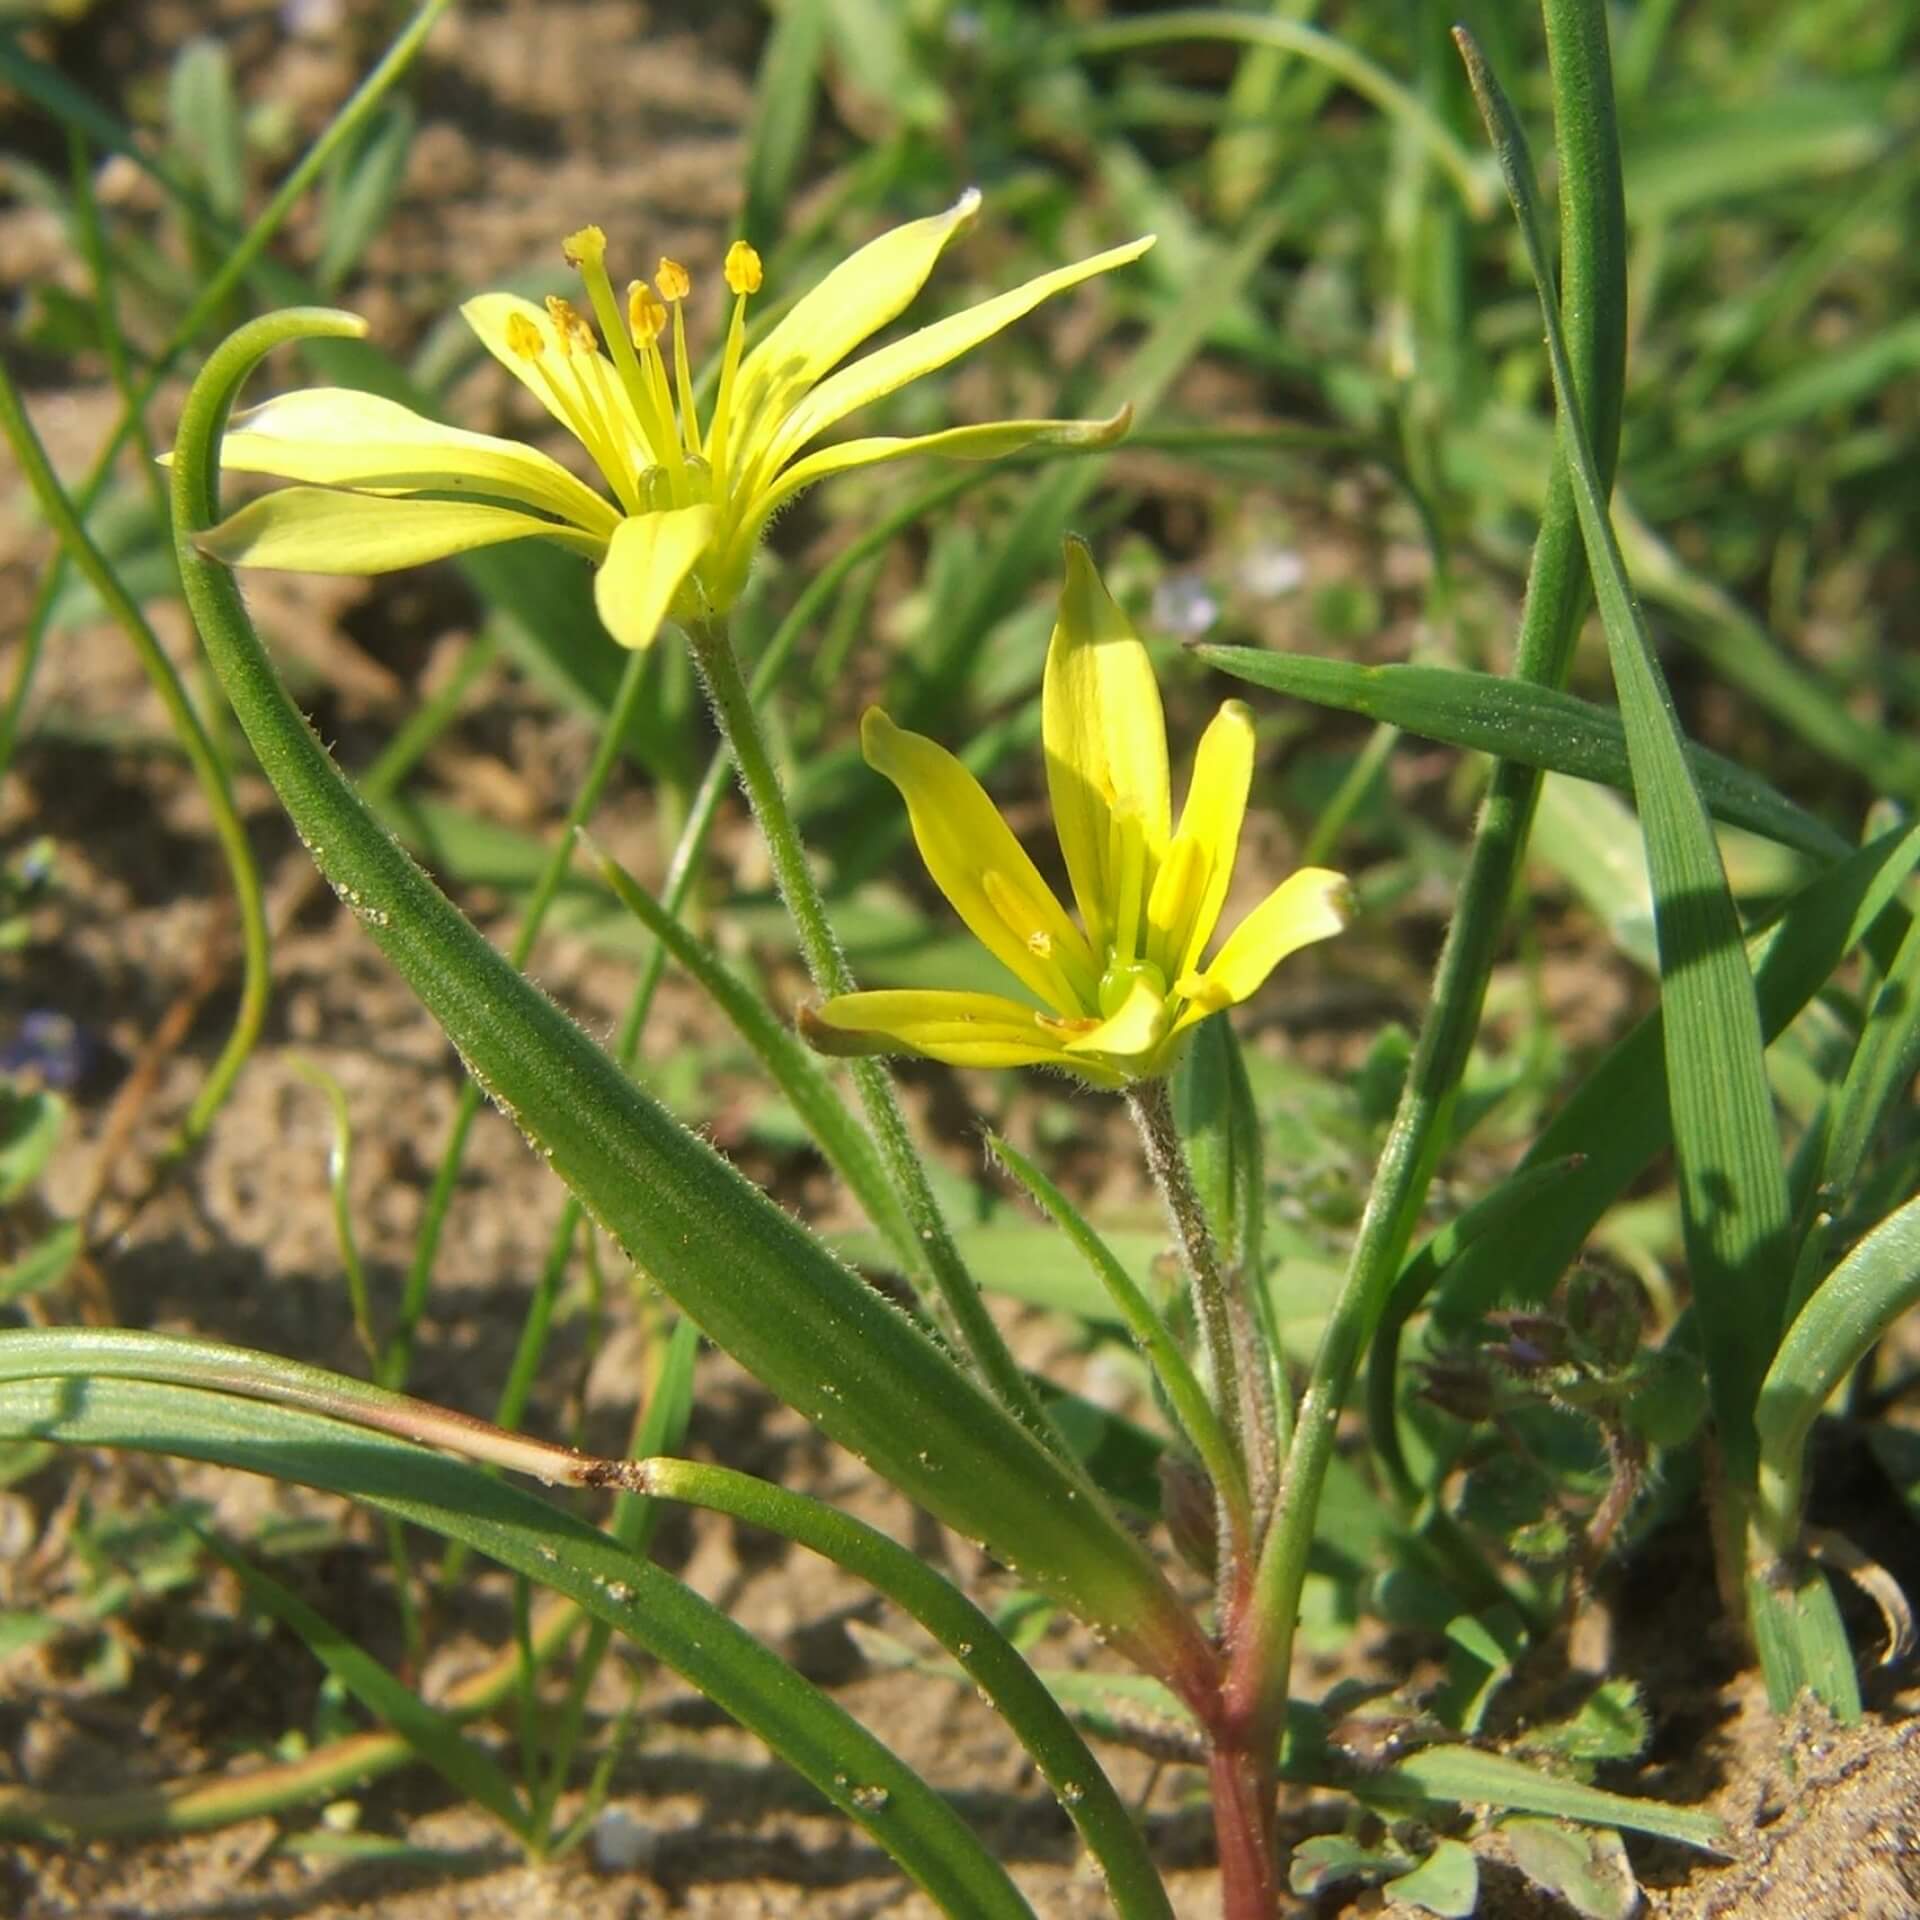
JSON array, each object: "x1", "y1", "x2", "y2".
[
  {"x1": 504, "y1": 311, "x2": 545, "y2": 359},
  {"x1": 561, "y1": 225, "x2": 607, "y2": 267},
  {"x1": 628, "y1": 281, "x2": 667, "y2": 346},
  {"x1": 655, "y1": 256, "x2": 691, "y2": 302},
  {"x1": 544, "y1": 295, "x2": 597, "y2": 356},
  {"x1": 723, "y1": 240, "x2": 763, "y2": 296}
]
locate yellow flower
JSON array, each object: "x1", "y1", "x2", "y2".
[
  {"x1": 188, "y1": 193, "x2": 1151, "y2": 651},
  {"x1": 803, "y1": 543, "x2": 1353, "y2": 1088}
]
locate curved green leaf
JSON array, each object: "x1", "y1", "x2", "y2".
[
  {"x1": 640, "y1": 1457, "x2": 1175, "y2": 1920},
  {"x1": 1193, "y1": 649, "x2": 1847, "y2": 863},
  {"x1": 0, "y1": 1370, "x2": 1039, "y2": 1920}
]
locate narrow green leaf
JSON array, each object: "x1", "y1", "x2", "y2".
[
  {"x1": 1745, "y1": 1555, "x2": 1862, "y2": 1719},
  {"x1": 0, "y1": 1221, "x2": 80, "y2": 1304},
  {"x1": 639, "y1": 1457, "x2": 1175, "y2": 1920},
  {"x1": 986, "y1": 1133, "x2": 1247, "y2": 1542},
  {"x1": 316, "y1": 99, "x2": 417, "y2": 293},
  {"x1": 585, "y1": 837, "x2": 916, "y2": 1261},
  {"x1": 1193, "y1": 648, "x2": 1846, "y2": 862},
  {"x1": 1755, "y1": 1191, "x2": 1920, "y2": 1554},
  {"x1": 1435, "y1": 827, "x2": 1920, "y2": 1330},
  {"x1": 0, "y1": 1371, "x2": 1039, "y2": 1920},
  {"x1": 1377, "y1": 1746, "x2": 1724, "y2": 1851},
  {"x1": 167, "y1": 38, "x2": 246, "y2": 222},
  {"x1": 1461, "y1": 28, "x2": 1795, "y2": 1479},
  {"x1": 167, "y1": 310, "x2": 1205, "y2": 1688},
  {"x1": 743, "y1": 0, "x2": 828, "y2": 249},
  {"x1": 198, "y1": 1531, "x2": 530, "y2": 1841}
]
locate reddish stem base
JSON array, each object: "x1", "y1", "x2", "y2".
[{"x1": 1209, "y1": 1738, "x2": 1279, "y2": 1918}]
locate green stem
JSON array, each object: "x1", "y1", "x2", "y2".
[
  {"x1": 1126, "y1": 1079, "x2": 1273, "y2": 1545},
  {"x1": 1228, "y1": 0, "x2": 1627, "y2": 1740},
  {"x1": 683, "y1": 616, "x2": 1092, "y2": 1481},
  {"x1": 0, "y1": 352, "x2": 269, "y2": 1158},
  {"x1": 380, "y1": 645, "x2": 652, "y2": 1389},
  {"x1": 640, "y1": 1455, "x2": 1176, "y2": 1920}
]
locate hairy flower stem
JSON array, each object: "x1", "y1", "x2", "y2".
[
  {"x1": 684, "y1": 616, "x2": 1092, "y2": 1481},
  {"x1": 1129, "y1": 1078, "x2": 1278, "y2": 1541}
]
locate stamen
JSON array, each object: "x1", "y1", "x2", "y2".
[
  {"x1": 626, "y1": 280, "x2": 682, "y2": 471},
  {"x1": 706, "y1": 241, "x2": 761, "y2": 483},
  {"x1": 565, "y1": 222, "x2": 677, "y2": 484},
  {"x1": 505, "y1": 312, "x2": 544, "y2": 359},
  {"x1": 539, "y1": 296, "x2": 641, "y2": 511},
  {"x1": 656, "y1": 258, "x2": 700, "y2": 456},
  {"x1": 724, "y1": 240, "x2": 763, "y2": 295}
]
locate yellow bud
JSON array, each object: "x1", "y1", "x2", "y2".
[
  {"x1": 723, "y1": 240, "x2": 763, "y2": 296},
  {"x1": 655, "y1": 256, "x2": 691, "y2": 302},
  {"x1": 561, "y1": 225, "x2": 607, "y2": 267},
  {"x1": 628, "y1": 281, "x2": 667, "y2": 346},
  {"x1": 504, "y1": 311, "x2": 544, "y2": 359}
]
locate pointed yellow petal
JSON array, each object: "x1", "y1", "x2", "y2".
[
  {"x1": 758, "y1": 234, "x2": 1154, "y2": 482},
  {"x1": 209, "y1": 388, "x2": 621, "y2": 537},
  {"x1": 1042, "y1": 539, "x2": 1170, "y2": 954},
  {"x1": 712, "y1": 411, "x2": 1133, "y2": 603},
  {"x1": 1149, "y1": 699, "x2": 1256, "y2": 979},
  {"x1": 462, "y1": 292, "x2": 652, "y2": 465},
  {"x1": 1062, "y1": 974, "x2": 1168, "y2": 1069},
  {"x1": 727, "y1": 191, "x2": 983, "y2": 466},
  {"x1": 861, "y1": 708, "x2": 1096, "y2": 1014},
  {"x1": 195, "y1": 487, "x2": 594, "y2": 573},
  {"x1": 592, "y1": 505, "x2": 716, "y2": 651},
  {"x1": 1173, "y1": 867, "x2": 1354, "y2": 1024},
  {"x1": 800, "y1": 990, "x2": 1107, "y2": 1076}
]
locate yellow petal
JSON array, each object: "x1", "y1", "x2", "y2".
[
  {"x1": 753, "y1": 234, "x2": 1155, "y2": 484},
  {"x1": 861, "y1": 709, "x2": 1097, "y2": 1015},
  {"x1": 462, "y1": 292, "x2": 652, "y2": 465},
  {"x1": 592, "y1": 505, "x2": 716, "y2": 651},
  {"x1": 1062, "y1": 974, "x2": 1168, "y2": 1068},
  {"x1": 726, "y1": 190, "x2": 982, "y2": 475},
  {"x1": 1042, "y1": 539, "x2": 1170, "y2": 954},
  {"x1": 1173, "y1": 868, "x2": 1354, "y2": 1024},
  {"x1": 712, "y1": 411, "x2": 1133, "y2": 603},
  {"x1": 195, "y1": 487, "x2": 594, "y2": 573},
  {"x1": 801, "y1": 990, "x2": 1107, "y2": 1076},
  {"x1": 210, "y1": 388, "x2": 621, "y2": 538},
  {"x1": 1148, "y1": 699, "x2": 1255, "y2": 979}
]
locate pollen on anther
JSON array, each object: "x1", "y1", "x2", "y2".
[
  {"x1": 1027, "y1": 931, "x2": 1054, "y2": 957},
  {"x1": 628, "y1": 282, "x2": 667, "y2": 345},
  {"x1": 656, "y1": 257, "x2": 691, "y2": 302},
  {"x1": 504, "y1": 312, "x2": 545, "y2": 359},
  {"x1": 544, "y1": 295, "x2": 595, "y2": 355},
  {"x1": 561, "y1": 225, "x2": 607, "y2": 267},
  {"x1": 724, "y1": 240, "x2": 763, "y2": 296}
]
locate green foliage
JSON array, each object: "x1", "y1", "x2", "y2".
[{"x1": 3, "y1": 0, "x2": 1915, "y2": 1905}]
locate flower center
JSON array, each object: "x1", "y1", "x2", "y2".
[
  {"x1": 1096, "y1": 957, "x2": 1167, "y2": 1019},
  {"x1": 535, "y1": 226, "x2": 763, "y2": 518}
]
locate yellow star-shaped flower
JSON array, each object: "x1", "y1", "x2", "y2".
[
  {"x1": 186, "y1": 193, "x2": 1150, "y2": 652},
  {"x1": 803, "y1": 543, "x2": 1353, "y2": 1088}
]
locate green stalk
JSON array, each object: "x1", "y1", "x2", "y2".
[
  {"x1": 1228, "y1": 0, "x2": 1627, "y2": 1739},
  {"x1": 639, "y1": 1456, "x2": 1175, "y2": 1920},
  {"x1": 380, "y1": 644, "x2": 651, "y2": 1389},
  {"x1": 0, "y1": 356, "x2": 269, "y2": 1157},
  {"x1": 683, "y1": 617, "x2": 1094, "y2": 1484}
]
